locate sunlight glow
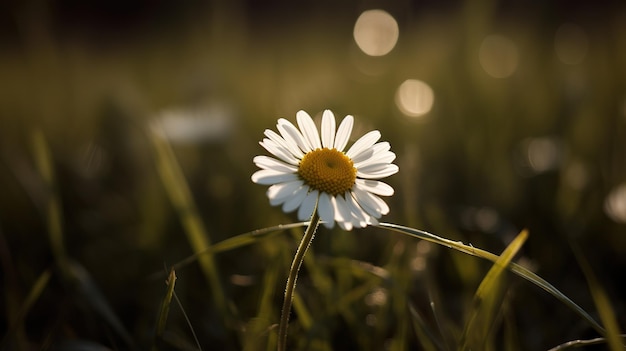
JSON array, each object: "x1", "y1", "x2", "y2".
[
  {"x1": 479, "y1": 34, "x2": 519, "y2": 78},
  {"x1": 395, "y1": 79, "x2": 434, "y2": 117},
  {"x1": 604, "y1": 184, "x2": 626, "y2": 223},
  {"x1": 555, "y1": 23, "x2": 588, "y2": 65},
  {"x1": 353, "y1": 9, "x2": 399, "y2": 57}
]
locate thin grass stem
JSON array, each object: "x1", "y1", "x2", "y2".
[
  {"x1": 277, "y1": 206, "x2": 320, "y2": 351},
  {"x1": 153, "y1": 268, "x2": 176, "y2": 351},
  {"x1": 148, "y1": 124, "x2": 227, "y2": 318}
]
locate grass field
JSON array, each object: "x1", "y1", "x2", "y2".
[{"x1": 1, "y1": 1, "x2": 625, "y2": 350}]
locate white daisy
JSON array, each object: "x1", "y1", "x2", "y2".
[{"x1": 251, "y1": 109, "x2": 398, "y2": 230}]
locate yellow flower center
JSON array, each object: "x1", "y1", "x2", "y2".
[{"x1": 298, "y1": 148, "x2": 357, "y2": 196}]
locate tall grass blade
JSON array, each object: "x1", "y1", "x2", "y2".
[
  {"x1": 572, "y1": 244, "x2": 625, "y2": 351},
  {"x1": 291, "y1": 292, "x2": 313, "y2": 331},
  {"x1": 0, "y1": 269, "x2": 51, "y2": 350},
  {"x1": 148, "y1": 125, "x2": 227, "y2": 316},
  {"x1": 376, "y1": 223, "x2": 606, "y2": 335},
  {"x1": 67, "y1": 260, "x2": 135, "y2": 349},
  {"x1": 32, "y1": 130, "x2": 68, "y2": 275},
  {"x1": 172, "y1": 290, "x2": 203, "y2": 351},
  {"x1": 407, "y1": 302, "x2": 441, "y2": 351},
  {"x1": 153, "y1": 268, "x2": 177, "y2": 351},
  {"x1": 242, "y1": 257, "x2": 282, "y2": 351},
  {"x1": 460, "y1": 229, "x2": 528, "y2": 350}
]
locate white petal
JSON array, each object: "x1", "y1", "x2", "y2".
[
  {"x1": 355, "y1": 151, "x2": 396, "y2": 168},
  {"x1": 317, "y1": 192, "x2": 335, "y2": 228},
  {"x1": 346, "y1": 130, "x2": 381, "y2": 158},
  {"x1": 267, "y1": 180, "x2": 304, "y2": 205},
  {"x1": 352, "y1": 187, "x2": 389, "y2": 217},
  {"x1": 296, "y1": 110, "x2": 321, "y2": 150},
  {"x1": 259, "y1": 140, "x2": 300, "y2": 165},
  {"x1": 334, "y1": 115, "x2": 354, "y2": 152},
  {"x1": 372, "y1": 141, "x2": 391, "y2": 153},
  {"x1": 337, "y1": 220, "x2": 353, "y2": 231},
  {"x1": 357, "y1": 164, "x2": 399, "y2": 179},
  {"x1": 254, "y1": 155, "x2": 298, "y2": 173},
  {"x1": 334, "y1": 195, "x2": 354, "y2": 231},
  {"x1": 350, "y1": 148, "x2": 375, "y2": 164},
  {"x1": 331, "y1": 195, "x2": 346, "y2": 222},
  {"x1": 351, "y1": 140, "x2": 390, "y2": 163},
  {"x1": 366, "y1": 215, "x2": 379, "y2": 226},
  {"x1": 351, "y1": 188, "x2": 382, "y2": 217},
  {"x1": 355, "y1": 179, "x2": 394, "y2": 196},
  {"x1": 264, "y1": 129, "x2": 294, "y2": 154},
  {"x1": 321, "y1": 110, "x2": 336, "y2": 149},
  {"x1": 262, "y1": 132, "x2": 301, "y2": 164},
  {"x1": 282, "y1": 185, "x2": 308, "y2": 213},
  {"x1": 357, "y1": 162, "x2": 396, "y2": 174},
  {"x1": 298, "y1": 190, "x2": 319, "y2": 220},
  {"x1": 252, "y1": 169, "x2": 298, "y2": 185},
  {"x1": 345, "y1": 192, "x2": 368, "y2": 224},
  {"x1": 350, "y1": 142, "x2": 391, "y2": 165},
  {"x1": 277, "y1": 119, "x2": 306, "y2": 157}
]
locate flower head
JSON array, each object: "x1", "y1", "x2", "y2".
[{"x1": 252, "y1": 110, "x2": 398, "y2": 230}]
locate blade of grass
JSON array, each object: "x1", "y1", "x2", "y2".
[
  {"x1": 148, "y1": 124, "x2": 227, "y2": 317},
  {"x1": 571, "y1": 244, "x2": 625, "y2": 351},
  {"x1": 242, "y1": 256, "x2": 282, "y2": 351},
  {"x1": 172, "y1": 290, "x2": 203, "y2": 351},
  {"x1": 460, "y1": 229, "x2": 528, "y2": 350},
  {"x1": 427, "y1": 289, "x2": 453, "y2": 351},
  {"x1": 67, "y1": 260, "x2": 135, "y2": 349},
  {"x1": 32, "y1": 130, "x2": 68, "y2": 275},
  {"x1": 153, "y1": 268, "x2": 177, "y2": 351},
  {"x1": 291, "y1": 292, "x2": 313, "y2": 331},
  {"x1": 165, "y1": 223, "x2": 308, "y2": 275},
  {"x1": 0, "y1": 269, "x2": 51, "y2": 350},
  {"x1": 386, "y1": 240, "x2": 412, "y2": 351},
  {"x1": 331, "y1": 257, "x2": 443, "y2": 350},
  {"x1": 408, "y1": 302, "x2": 441, "y2": 351},
  {"x1": 502, "y1": 291, "x2": 521, "y2": 351},
  {"x1": 376, "y1": 223, "x2": 606, "y2": 336},
  {"x1": 548, "y1": 336, "x2": 626, "y2": 351}
]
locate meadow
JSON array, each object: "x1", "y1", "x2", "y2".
[{"x1": 1, "y1": 1, "x2": 625, "y2": 350}]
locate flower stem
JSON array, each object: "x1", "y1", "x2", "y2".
[{"x1": 277, "y1": 206, "x2": 320, "y2": 351}]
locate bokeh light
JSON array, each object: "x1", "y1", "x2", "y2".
[
  {"x1": 527, "y1": 137, "x2": 563, "y2": 173},
  {"x1": 479, "y1": 34, "x2": 519, "y2": 78},
  {"x1": 152, "y1": 106, "x2": 234, "y2": 143},
  {"x1": 605, "y1": 184, "x2": 626, "y2": 223},
  {"x1": 514, "y1": 137, "x2": 565, "y2": 176},
  {"x1": 353, "y1": 9, "x2": 399, "y2": 56},
  {"x1": 555, "y1": 23, "x2": 588, "y2": 65},
  {"x1": 395, "y1": 79, "x2": 435, "y2": 117}
]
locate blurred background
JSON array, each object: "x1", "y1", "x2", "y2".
[{"x1": 1, "y1": 0, "x2": 625, "y2": 350}]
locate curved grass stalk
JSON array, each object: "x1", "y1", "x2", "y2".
[
  {"x1": 147, "y1": 222, "x2": 309, "y2": 281},
  {"x1": 376, "y1": 223, "x2": 606, "y2": 336},
  {"x1": 278, "y1": 209, "x2": 320, "y2": 351},
  {"x1": 548, "y1": 336, "x2": 626, "y2": 351}
]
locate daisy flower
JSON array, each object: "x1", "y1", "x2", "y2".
[{"x1": 251, "y1": 109, "x2": 398, "y2": 230}]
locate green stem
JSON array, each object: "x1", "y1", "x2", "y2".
[{"x1": 277, "y1": 206, "x2": 320, "y2": 351}]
